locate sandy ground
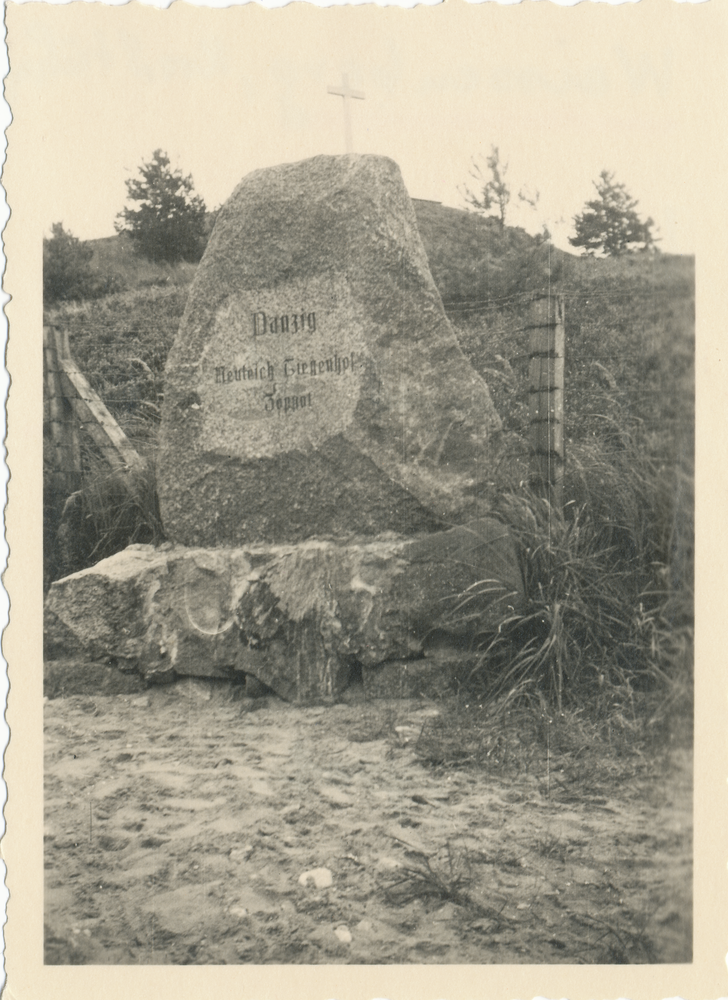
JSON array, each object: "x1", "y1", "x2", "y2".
[{"x1": 44, "y1": 673, "x2": 692, "y2": 965}]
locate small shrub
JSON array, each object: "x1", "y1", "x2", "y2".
[
  {"x1": 570, "y1": 170, "x2": 657, "y2": 257},
  {"x1": 44, "y1": 223, "x2": 126, "y2": 307}
]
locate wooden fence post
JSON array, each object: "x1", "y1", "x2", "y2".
[
  {"x1": 44, "y1": 325, "x2": 82, "y2": 495},
  {"x1": 44, "y1": 323, "x2": 147, "y2": 501},
  {"x1": 527, "y1": 294, "x2": 565, "y2": 508}
]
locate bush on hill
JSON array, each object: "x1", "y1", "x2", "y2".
[
  {"x1": 44, "y1": 223, "x2": 126, "y2": 307},
  {"x1": 460, "y1": 146, "x2": 513, "y2": 229},
  {"x1": 570, "y1": 170, "x2": 658, "y2": 256},
  {"x1": 115, "y1": 149, "x2": 208, "y2": 264}
]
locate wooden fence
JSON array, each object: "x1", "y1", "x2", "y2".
[{"x1": 44, "y1": 324, "x2": 144, "y2": 494}]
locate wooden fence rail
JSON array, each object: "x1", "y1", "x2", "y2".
[{"x1": 44, "y1": 325, "x2": 144, "y2": 495}]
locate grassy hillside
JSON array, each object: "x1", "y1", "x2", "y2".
[
  {"x1": 412, "y1": 198, "x2": 573, "y2": 305},
  {"x1": 54, "y1": 205, "x2": 693, "y2": 469},
  {"x1": 451, "y1": 252, "x2": 694, "y2": 457},
  {"x1": 85, "y1": 234, "x2": 198, "y2": 292}
]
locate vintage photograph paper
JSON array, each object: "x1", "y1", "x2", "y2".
[{"x1": 3, "y1": 1, "x2": 726, "y2": 997}]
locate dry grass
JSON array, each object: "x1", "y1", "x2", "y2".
[
  {"x1": 413, "y1": 688, "x2": 690, "y2": 791},
  {"x1": 383, "y1": 841, "x2": 511, "y2": 930}
]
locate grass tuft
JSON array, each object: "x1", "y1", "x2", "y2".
[
  {"x1": 437, "y1": 421, "x2": 693, "y2": 727},
  {"x1": 383, "y1": 842, "x2": 509, "y2": 928}
]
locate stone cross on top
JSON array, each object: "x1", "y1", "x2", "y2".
[{"x1": 327, "y1": 73, "x2": 365, "y2": 154}]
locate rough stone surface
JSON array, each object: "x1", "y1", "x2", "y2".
[
  {"x1": 158, "y1": 154, "x2": 503, "y2": 547},
  {"x1": 44, "y1": 609, "x2": 92, "y2": 661},
  {"x1": 44, "y1": 521, "x2": 523, "y2": 704},
  {"x1": 298, "y1": 868, "x2": 333, "y2": 889},
  {"x1": 44, "y1": 659, "x2": 145, "y2": 700},
  {"x1": 44, "y1": 545, "x2": 246, "y2": 683},
  {"x1": 360, "y1": 518, "x2": 525, "y2": 662}
]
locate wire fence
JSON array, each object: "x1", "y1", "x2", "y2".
[{"x1": 47, "y1": 280, "x2": 695, "y2": 470}]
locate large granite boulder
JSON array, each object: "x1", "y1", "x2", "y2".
[
  {"x1": 44, "y1": 520, "x2": 523, "y2": 704},
  {"x1": 158, "y1": 154, "x2": 503, "y2": 547}
]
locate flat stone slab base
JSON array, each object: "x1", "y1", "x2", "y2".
[{"x1": 44, "y1": 519, "x2": 523, "y2": 705}]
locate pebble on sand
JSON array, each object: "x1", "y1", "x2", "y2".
[{"x1": 298, "y1": 867, "x2": 333, "y2": 889}]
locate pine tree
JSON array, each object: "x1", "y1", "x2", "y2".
[
  {"x1": 570, "y1": 171, "x2": 657, "y2": 256},
  {"x1": 115, "y1": 150, "x2": 207, "y2": 264},
  {"x1": 462, "y1": 146, "x2": 511, "y2": 229}
]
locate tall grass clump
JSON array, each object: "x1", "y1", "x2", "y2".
[
  {"x1": 453, "y1": 429, "x2": 692, "y2": 724},
  {"x1": 47, "y1": 449, "x2": 165, "y2": 585},
  {"x1": 44, "y1": 394, "x2": 166, "y2": 586},
  {"x1": 77, "y1": 452, "x2": 165, "y2": 557}
]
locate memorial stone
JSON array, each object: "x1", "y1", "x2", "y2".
[{"x1": 159, "y1": 153, "x2": 504, "y2": 546}]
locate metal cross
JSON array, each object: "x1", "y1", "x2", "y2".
[{"x1": 327, "y1": 73, "x2": 365, "y2": 154}]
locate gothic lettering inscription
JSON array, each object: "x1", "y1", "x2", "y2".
[
  {"x1": 212, "y1": 350, "x2": 358, "y2": 411},
  {"x1": 199, "y1": 276, "x2": 366, "y2": 459},
  {"x1": 252, "y1": 311, "x2": 316, "y2": 336}
]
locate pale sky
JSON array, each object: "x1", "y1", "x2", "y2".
[{"x1": 11, "y1": 2, "x2": 719, "y2": 255}]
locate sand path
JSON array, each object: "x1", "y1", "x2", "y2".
[{"x1": 44, "y1": 679, "x2": 692, "y2": 965}]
